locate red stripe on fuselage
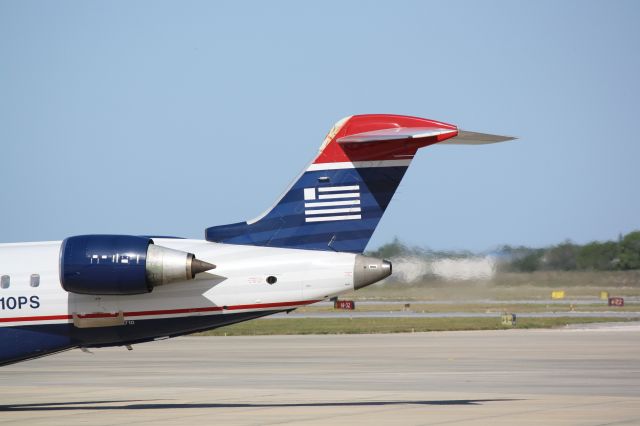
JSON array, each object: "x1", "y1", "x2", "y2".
[
  {"x1": 0, "y1": 314, "x2": 71, "y2": 323},
  {"x1": 0, "y1": 299, "x2": 321, "y2": 324}
]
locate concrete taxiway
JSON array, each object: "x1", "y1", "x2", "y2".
[{"x1": 1, "y1": 323, "x2": 639, "y2": 425}]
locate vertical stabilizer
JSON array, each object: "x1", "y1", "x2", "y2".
[{"x1": 205, "y1": 114, "x2": 461, "y2": 253}]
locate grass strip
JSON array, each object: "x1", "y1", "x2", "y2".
[{"x1": 196, "y1": 317, "x2": 634, "y2": 336}]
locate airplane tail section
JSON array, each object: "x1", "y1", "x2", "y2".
[{"x1": 205, "y1": 114, "x2": 514, "y2": 253}]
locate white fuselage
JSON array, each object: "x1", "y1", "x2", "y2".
[{"x1": 0, "y1": 239, "x2": 356, "y2": 332}]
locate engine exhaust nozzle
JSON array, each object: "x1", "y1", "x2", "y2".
[
  {"x1": 146, "y1": 245, "x2": 216, "y2": 286},
  {"x1": 353, "y1": 255, "x2": 392, "y2": 290}
]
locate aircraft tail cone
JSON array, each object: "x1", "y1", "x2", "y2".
[
  {"x1": 353, "y1": 255, "x2": 392, "y2": 290},
  {"x1": 190, "y1": 258, "x2": 216, "y2": 277}
]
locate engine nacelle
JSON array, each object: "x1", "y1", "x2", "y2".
[{"x1": 59, "y1": 235, "x2": 215, "y2": 295}]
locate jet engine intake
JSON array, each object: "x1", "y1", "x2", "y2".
[{"x1": 59, "y1": 235, "x2": 215, "y2": 295}]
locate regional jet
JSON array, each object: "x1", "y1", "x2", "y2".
[{"x1": 0, "y1": 114, "x2": 513, "y2": 365}]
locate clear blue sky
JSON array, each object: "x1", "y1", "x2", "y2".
[{"x1": 1, "y1": 1, "x2": 639, "y2": 251}]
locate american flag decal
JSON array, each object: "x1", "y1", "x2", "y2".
[{"x1": 303, "y1": 185, "x2": 361, "y2": 222}]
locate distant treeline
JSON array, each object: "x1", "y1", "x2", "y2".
[
  {"x1": 500, "y1": 231, "x2": 640, "y2": 272},
  {"x1": 368, "y1": 231, "x2": 640, "y2": 272}
]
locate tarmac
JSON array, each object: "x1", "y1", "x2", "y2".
[{"x1": 1, "y1": 323, "x2": 639, "y2": 425}]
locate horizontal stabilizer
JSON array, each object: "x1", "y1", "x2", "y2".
[
  {"x1": 439, "y1": 130, "x2": 516, "y2": 145},
  {"x1": 338, "y1": 127, "x2": 456, "y2": 144}
]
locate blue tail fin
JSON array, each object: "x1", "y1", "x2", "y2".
[{"x1": 205, "y1": 114, "x2": 460, "y2": 253}]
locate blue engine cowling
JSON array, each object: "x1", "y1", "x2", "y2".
[
  {"x1": 60, "y1": 235, "x2": 153, "y2": 295},
  {"x1": 59, "y1": 235, "x2": 215, "y2": 295}
]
